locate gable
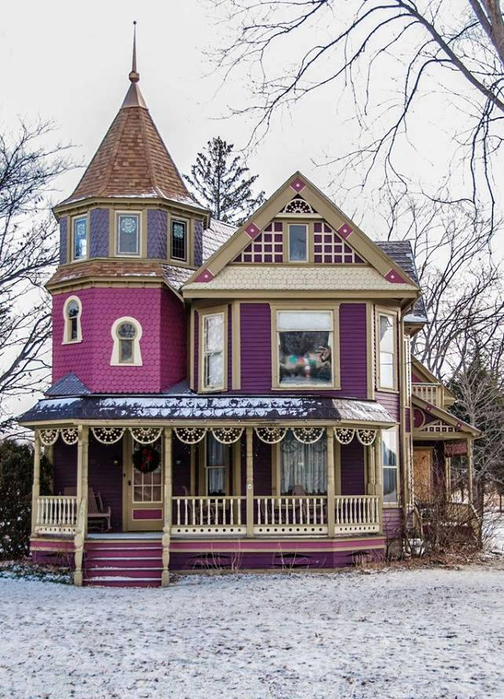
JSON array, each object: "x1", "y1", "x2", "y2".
[{"x1": 182, "y1": 172, "x2": 419, "y2": 292}]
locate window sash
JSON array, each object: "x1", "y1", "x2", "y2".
[
  {"x1": 288, "y1": 224, "x2": 307, "y2": 262},
  {"x1": 73, "y1": 218, "x2": 88, "y2": 260},
  {"x1": 202, "y1": 313, "x2": 225, "y2": 390},
  {"x1": 171, "y1": 220, "x2": 187, "y2": 261},
  {"x1": 117, "y1": 214, "x2": 140, "y2": 255},
  {"x1": 382, "y1": 429, "x2": 399, "y2": 503},
  {"x1": 277, "y1": 311, "x2": 333, "y2": 387},
  {"x1": 378, "y1": 313, "x2": 396, "y2": 389}
]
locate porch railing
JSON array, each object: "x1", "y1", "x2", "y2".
[
  {"x1": 412, "y1": 383, "x2": 442, "y2": 406},
  {"x1": 335, "y1": 496, "x2": 380, "y2": 534},
  {"x1": 254, "y1": 496, "x2": 328, "y2": 536},
  {"x1": 171, "y1": 496, "x2": 246, "y2": 536},
  {"x1": 35, "y1": 496, "x2": 77, "y2": 535}
]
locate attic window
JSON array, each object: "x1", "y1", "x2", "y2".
[
  {"x1": 117, "y1": 213, "x2": 140, "y2": 256},
  {"x1": 171, "y1": 219, "x2": 187, "y2": 261},
  {"x1": 288, "y1": 224, "x2": 307, "y2": 262}
]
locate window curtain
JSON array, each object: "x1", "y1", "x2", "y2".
[
  {"x1": 280, "y1": 432, "x2": 327, "y2": 495},
  {"x1": 207, "y1": 434, "x2": 226, "y2": 495}
]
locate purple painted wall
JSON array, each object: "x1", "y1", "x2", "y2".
[
  {"x1": 375, "y1": 391, "x2": 400, "y2": 422},
  {"x1": 147, "y1": 210, "x2": 168, "y2": 259},
  {"x1": 194, "y1": 310, "x2": 199, "y2": 390},
  {"x1": 340, "y1": 440, "x2": 365, "y2": 495},
  {"x1": 59, "y1": 216, "x2": 68, "y2": 264},
  {"x1": 237, "y1": 302, "x2": 367, "y2": 397},
  {"x1": 53, "y1": 286, "x2": 186, "y2": 393},
  {"x1": 383, "y1": 508, "x2": 402, "y2": 539},
  {"x1": 90, "y1": 209, "x2": 109, "y2": 257},
  {"x1": 53, "y1": 441, "x2": 77, "y2": 495},
  {"x1": 239, "y1": 303, "x2": 272, "y2": 392},
  {"x1": 228, "y1": 305, "x2": 233, "y2": 390}
]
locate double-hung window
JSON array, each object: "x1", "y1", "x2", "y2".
[
  {"x1": 202, "y1": 312, "x2": 225, "y2": 391},
  {"x1": 171, "y1": 219, "x2": 187, "y2": 261},
  {"x1": 378, "y1": 312, "x2": 396, "y2": 389},
  {"x1": 73, "y1": 217, "x2": 88, "y2": 260},
  {"x1": 277, "y1": 310, "x2": 333, "y2": 387},
  {"x1": 288, "y1": 224, "x2": 307, "y2": 262},
  {"x1": 206, "y1": 433, "x2": 227, "y2": 496},
  {"x1": 117, "y1": 213, "x2": 140, "y2": 256},
  {"x1": 382, "y1": 428, "x2": 399, "y2": 504}
]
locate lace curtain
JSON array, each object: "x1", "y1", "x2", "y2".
[{"x1": 280, "y1": 432, "x2": 327, "y2": 495}]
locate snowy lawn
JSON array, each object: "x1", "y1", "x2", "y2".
[{"x1": 1, "y1": 566, "x2": 504, "y2": 699}]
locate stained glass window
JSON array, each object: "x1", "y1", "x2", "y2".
[
  {"x1": 117, "y1": 214, "x2": 140, "y2": 255},
  {"x1": 73, "y1": 217, "x2": 87, "y2": 260},
  {"x1": 117, "y1": 321, "x2": 137, "y2": 363},
  {"x1": 171, "y1": 220, "x2": 187, "y2": 261}
]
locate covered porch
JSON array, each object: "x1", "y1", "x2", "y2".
[{"x1": 23, "y1": 394, "x2": 394, "y2": 585}]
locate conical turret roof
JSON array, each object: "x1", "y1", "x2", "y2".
[{"x1": 62, "y1": 27, "x2": 195, "y2": 206}]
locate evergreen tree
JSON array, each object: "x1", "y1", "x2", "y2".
[
  {"x1": 0, "y1": 439, "x2": 52, "y2": 560},
  {"x1": 185, "y1": 137, "x2": 265, "y2": 225}
]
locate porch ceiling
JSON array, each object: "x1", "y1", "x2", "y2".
[{"x1": 19, "y1": 394, "x2": 396, "y2": 427}]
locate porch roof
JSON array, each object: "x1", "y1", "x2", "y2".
[{"x1": 19, "y1": 393, "x2": 396, "y2": 427}]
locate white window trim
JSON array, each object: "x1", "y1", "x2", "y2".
[
  {"x1": 200, "y1": 309, "x2": 227, "y2": 393},
  {"x1": 72, "y1": 215, "x2": 89, "y2": 262},
  {"x1": 110, "y1": 316, "x2": 143, "y2": 366},
  {"x1": 382, "y1": 427, "x2": 400, "y2": 506},
  {"x1": 170, "y1": 217, "x2": 188, "y2": 262},
  {"x1": 62, "y1": 295, "x2": 83, "y2": 345},
  {"x1": 377, "y1": 310, "x2": 397, "y2": 391},
  {"x1": 116, "y1": 212, "x2": 141, "y2": 257},
  {"x1": 287, "y1": 223, "x2": 308, "y2": 263}
]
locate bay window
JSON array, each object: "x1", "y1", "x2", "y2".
[
  {"x1": 277, "y1": 310, "x2": 333, "y2": 387},
  {"x1": 382, "y1": 428, "x2": 399, "y2": 504},
  {"x1": 378, "y1": 312, "x2": 396, "y2": 389},
  {"x1": 202, "y1": 311, "x2": 225, "y2": 391}
]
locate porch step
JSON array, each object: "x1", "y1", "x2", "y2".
[{"x1": 84, "y1": 541, "x2": 163, "y2": 587}]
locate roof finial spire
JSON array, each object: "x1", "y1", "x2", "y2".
[{"x1": 129, "y1": 21, "x2": 140, "y2": 83}]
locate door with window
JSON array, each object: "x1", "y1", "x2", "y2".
[{"x1": 124, "y1": 436, "x2": 164, "y2": 531}]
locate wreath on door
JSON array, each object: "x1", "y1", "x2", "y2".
[{"x1": 133, "y1": 445, "x2": 161, "y2": 474}]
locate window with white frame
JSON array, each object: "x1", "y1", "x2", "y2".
[
  {"x1": 171, "y1": 219, "x2": 187, "y2": 261},
  {"x1": 62, "y1": 296, "x2": 82, "y2": 345},
  {"x1": 117, "y1": 213, "x2": 140, "y2": 255},
  {"x1": 202, "y1": 312, "x2": 225, "y2": 390},
  {"x1": 110, "y1": 317, "x2": 143, "y2": 366},
  {"x1": 73, "y1": 216, "x2": 88, "y2": 260},
  {"x1": 382, "y1": 428, "x2": 399, "y2": 503},
  {"x1": 280, "y1": 431, "x2": 327, "y2": 495},
  {"x1": 277, "y1": 310, "x2": 333, "y2": 387},
  {"x1": 62, "y1": 296, "x2": 82, "y2": 344},
  {"x1": 206, "y1": 433, "x2": 227, "y2": 496},
  {"x1": 378, "y1": 312, "x2": 396, "y2": 389},
  {"x1": 288, "y1": 224, "x2": 307, "y2": 262}
]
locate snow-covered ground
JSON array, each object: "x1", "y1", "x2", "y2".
[{"x1": 1, "y1": 566, "x2": 504, "y2": 699}]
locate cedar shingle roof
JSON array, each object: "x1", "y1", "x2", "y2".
[{"x1": 61, "y1": 78, "x2": 195, "y2": 206}]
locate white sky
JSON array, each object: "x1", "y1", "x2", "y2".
[{"x1": 2, "y1": 0, "x2": 502, "y2": 423}]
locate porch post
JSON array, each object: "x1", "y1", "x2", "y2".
[
  {"x1": 444, "y1": 455, "x2": 452, "y2": 500},
  {"x1": 74, "y1": 425, "x2": 89, "y2": 587},
  {"x1": 31, "y1": 430, "x2": 41, "y2": 535},
  {"x1": 246, "y1": 427, "x2": 254, "y2": 538},
  {"x1": 326, "y1": 427, "x2": 335, "y2": 538},
  {"x1": 367, "y1": 443, "x2": 376, "y2": 496},
  {"x1": 375, "y1": 431, "x2": 384, "y2": 532},
  {"x1": 466, "y1": 437, "x2": 474, "y2": 503},
  {"x1": 162, "y1": 427, "x2": 173, "y2": 587}
]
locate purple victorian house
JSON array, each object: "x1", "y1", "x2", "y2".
[{"x1": 21, "y1": 48, "x2": 479, "y2": 587}]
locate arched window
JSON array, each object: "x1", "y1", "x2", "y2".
[
  {"x1": 110, "y1": 317, "x2": 143, "y2": 366},
  {"x1": 62, "y1": 296, "x2": 82, "y2": 344}
]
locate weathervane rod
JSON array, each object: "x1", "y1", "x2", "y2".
[{"x1": 129, "y1": 21, "x2": 140, "y2": 83}]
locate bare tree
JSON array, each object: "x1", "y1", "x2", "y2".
[
  {"x1": 0, "y1": 122, "x2": 71, "y2": 433},
  {"x1": 212, "y1": 0, "x2": 504, "y2": 225}
]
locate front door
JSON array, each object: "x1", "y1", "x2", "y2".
[
  {"x1": 413, "y1": 448, "x2": 433, "y2": 502},
  {"x1": 124, "y1": 435, "x2": 164, "y2": 531}
]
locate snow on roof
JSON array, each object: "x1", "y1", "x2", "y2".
[{"x1": 203, "y1": 219, "x2": 235, "y2": 262}]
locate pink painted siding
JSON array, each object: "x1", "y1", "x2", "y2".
[{"x1": 52, "y1": 287, "x2": 186, "y2": 393}]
